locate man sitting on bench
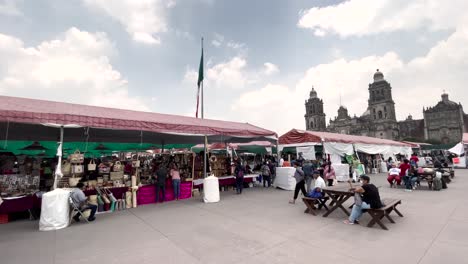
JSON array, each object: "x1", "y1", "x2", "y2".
[{"x1": 344, "y1": 175, "x2": 383, "y2": 225}]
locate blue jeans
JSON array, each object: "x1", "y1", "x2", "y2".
[
  {"x1": 173, "y1": 179, "x2": 181, "y2": 199},
  {"x1": 404, "y1": 176, "x2": 418, "y2": 189},
  {"x1": 349, "y1": 202, "x2": 371, "y2": 222}
]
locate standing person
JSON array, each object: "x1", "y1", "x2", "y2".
[
  {"x1": 170, "y1": 164, "x2": 181, "y2": 200},
  {"x1": 155, "y1": 164, "x2": 167, "y2": 203},
  {"x1": 324, "y1": 161, "x2": 336, "y2": 187},
  {"x1": 387, "y1": 164, "x2": 401, "y2": 188},
  {"x1": 410, "y1": 154, "x2": 419, "y2": 168},
  {"x1": 261, "y1": 162, "x2": 271, "y2": 188},
  {"x1": 268, "y1": 160, "x2": 276, "y2": 185},
  {"x1": 279, "y1": 155, "x2": 285, "y2": 167},
  {"x1": 344, "y1": 175, "x2": 383, "y2": 225},
  {"x1": 289, "y1": 162, "x2": 307, "y2": 204},
  {"x1": 296, "y1": 153, "x2": 305, "y2": 167},
  {"x1": 302, "y1": 159, "x2": 315, "y2": 193},
  {"x1": 399, "y1": 159, "x2": 411, "y2": 186},
  {"x1": 234, "y1": 161, "x2": 245, "y2": 194},
  {"x1": 71, "y1": 182, "x2": 97, "y2": 222}
]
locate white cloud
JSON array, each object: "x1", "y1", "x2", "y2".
[
  {"x1": 82, "y1": 0, "x2": 169, "y2": 45},
  {"x1": 298, "y1": 0, "x2": 468, "y2": 37},
  {"x1": 226, "y1": 41, "x2": 245, "y2": 50},
  {"x1": 0, "y1": 27, "x2": 149, "y2": 111},
  {"x1": 206, "y1": 57, "x2": 248, "y2": 89},
  {"x1": 211, "y1": 40, "x2": 222, "y2": 47},
  {"x1": 0, "y1": 0, "x2": 22, "y2": 16},
  {"x1": 263, "y1": 62, "x2": 279, "y2": 75}
]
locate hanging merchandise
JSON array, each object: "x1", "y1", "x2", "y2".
[
  {"x1": 72, "y1": 164, "x2": 84, "y2": 174},
  {"x1": 69, "y1": 150, "x2": 84, "y2": 164},
  {"x1": 98, "y1": 163, "x2": 110, "y2": 174},
  {"x1": 113, "y1": 161, "x2": 123, "y2": 172},
  {"x1": 88, "y1": 159, "x2": 96, "y2": 171},
  {"x1": 132, "y1": 159, "x2": 140, "y2": 168},
  {"x1": 110, "y1": 171, "x2": 124, "y2": 181}
]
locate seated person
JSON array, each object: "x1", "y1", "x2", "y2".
[
  {"x1": 404, "y1": 166, "x2": 419, "y2": 191},
  {"x1": 387, "y1": 164, "x2": 401, "y2": 188},
  {"x1": 307, "y1": 170, "x2": 326, "y2": 198},
  {"x1": 344, "y1": 175, "x2": 383, "y2": 225},
  {"x1": 71, "y1": 182, "x2": 97, "y2": 222}
]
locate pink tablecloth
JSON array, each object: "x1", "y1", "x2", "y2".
[
  {"x1": 137, "y1": 181, "x2": 192, "y2": 205},
  {"x1": 0, "y1": 195, "x2": 41, "y2": 214}
]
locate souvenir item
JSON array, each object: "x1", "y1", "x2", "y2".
[
  {"x1": 69, "y1": 150, "x2": 84, "y2": 164},
  {"x1": 88, "y1": 159, "x2": 96, "y2": 171}
]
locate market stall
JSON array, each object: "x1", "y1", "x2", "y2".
[
  {"x1": 448, "y1": 133, "x2": 468, "y2": 168},
  {"x1": 279, "y1": 129, "x2": 413, "y2": 181},
  {"x1": 0, "y1": 95, "x2": 277, "y2": 224}
]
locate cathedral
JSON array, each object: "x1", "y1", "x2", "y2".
[{"x1": 304, "y1": 69, "x2": 468, "y2": 144}]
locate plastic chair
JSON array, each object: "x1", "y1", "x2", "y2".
[{"x1": 68, "y1": 196, "x2": 89, "y2": 224}]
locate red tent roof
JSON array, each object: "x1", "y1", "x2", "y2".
[
  {"x1": 0, "y1": 96, "x2": 277, "y2": 138},
  {"x1": 279, "y1": 129, "x2": 410, "y2": 147},
  {"x1": 463, "y1": 133, "x2": 468, "y2": 144}
]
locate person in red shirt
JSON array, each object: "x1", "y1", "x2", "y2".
[
  {"x1": 410, "y1": 154, "x2": 419, "y2": 167},
  {"x1": 399, "y1": 159, "x2": 411, "y2": 185}
]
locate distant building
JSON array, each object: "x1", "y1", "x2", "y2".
[
  {"x1": 305, "y1": 69, "x2": 468, "y2": 144},
  {"x1": 304, "y1": 87, "x2": 326, "y2": 131}
]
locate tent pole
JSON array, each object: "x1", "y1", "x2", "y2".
[{"x1": 53, "y1": 126, "x2": 64, "y2": 190}]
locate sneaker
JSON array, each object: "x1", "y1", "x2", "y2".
[
  {"x1": 289, "y1": 200, "x2": 295, "y2": 204},
  {"x1": 343, "y1": 220, "x2": 354, "y2": 225},
  {"x1": 354, "y1": 220, "x2": 360, "y2": 225},
  {"x1": 88, "y1": 217, "x2": 96, "y2": 222}
]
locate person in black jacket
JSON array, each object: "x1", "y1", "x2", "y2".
[
  {"x1": 344, "y1": 175, "x2": 383, "y2": 225},
  {"x1": 234, "y1": 161, "x2": 245, "y2": 194}
]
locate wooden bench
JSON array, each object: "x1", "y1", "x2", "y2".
[
  {"x1": 363, "y1": 198, "x2": 403, "y2": 230},
  {"x1": 302, "y1": 196, "x2": 330, "y2": 216}
]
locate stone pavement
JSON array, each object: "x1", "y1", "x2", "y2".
[{"x1": 1, "y1": 170, "x2": 468, "y2": 264}]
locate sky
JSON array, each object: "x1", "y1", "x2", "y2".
[{"x1": 0, "y1": 0, "x2": 467, "y2": 135}]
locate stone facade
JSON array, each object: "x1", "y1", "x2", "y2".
[
  {"x1": 423, "y1": 93, "x2": 466, "y2": 144},
  {"x1": 305, "y1": 70, "x2": 467, "y2": 144}
]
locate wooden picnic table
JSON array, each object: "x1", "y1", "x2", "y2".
[{"x1": 321, "y1": 184, "x2": 359, "y2": 218}]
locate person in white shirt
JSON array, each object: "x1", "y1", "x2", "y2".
[
  {"x1": 307, "y1": 171, "x2": 326, "y2": 198},
  {"x1": 387, "y1": 164, "x2": 401, "y2": 188},
  {"x1": 279, "y1": 156, "x2": 285, "y2": 167},
  {"x1": 313, "y1": 171, "x2": 326, "y2": 191}
]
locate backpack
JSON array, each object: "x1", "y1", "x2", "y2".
[
  {"x1": 262, "y1": 165, "x2": 270, "y2": 176},
  {"x1": 433, "y1": 177, "x2": 442, "y2": 191}
]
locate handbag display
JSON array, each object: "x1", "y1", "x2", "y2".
[
  {"x1": 113, "y1": 161, "x2": 123, "y2": 172},
  {"x1": 110, "y1": 171, "x2": 124, "y2": 181},
  {"x1": 132, "y1": 160, "x2": 140, "y2": 168},
  {"x1": 98, "y1": 163, "x2": 110, "y2": 174},
  {"x1": 88, "y1": 195, "x2": 98, "y2": 205},
  {"x1": 69, "y1": 150, "x2": 84, "y2": 164},
  {"x1": 62, "y1": 160, "x2": 71, "y2": 176},
  {"x1": 72, "y1": 165, "x2": 84, "y2": 174},
  {"x1": 97, "y1": 195, "x2": 104, "y2": 212},
  {"x1": 88, "y1": 159, "x2": 97, "y2": 171}
]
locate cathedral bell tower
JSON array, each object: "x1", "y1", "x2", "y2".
[
  {"x1": 305, "y1": 87, "x2": 326, "y2": 131},
  {"x1": 367, "y1": 69, "x2": 399, "y2": 139}
]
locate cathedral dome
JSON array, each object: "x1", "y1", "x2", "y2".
[
  {"x1": 373, "y1": 69, "x2": 384, "y2": 82},
  {"x1": 309, "y1": 87, "x2": 317, "y2": 99}
]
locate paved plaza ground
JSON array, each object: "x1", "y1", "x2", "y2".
[{"x1": 1, "y1": 170, "x2": 468, "y2": 264}]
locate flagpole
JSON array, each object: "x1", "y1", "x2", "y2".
[{"x1": 201, "y1": 37, "x2": 208, "y2": 178}]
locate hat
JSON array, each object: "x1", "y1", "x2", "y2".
[
  {"x1": 313, "y1": 170, "x2": 320, "y2": 175},
  {"x1": 360, "y1": 175, "x2": 370, "y2": 182}
]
